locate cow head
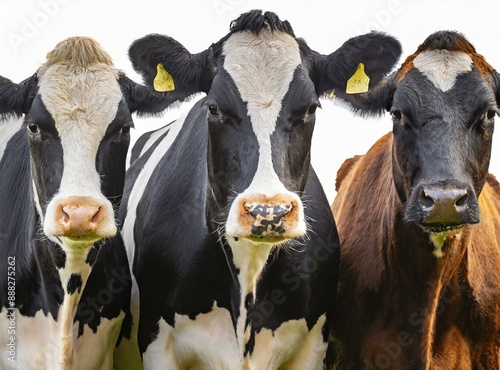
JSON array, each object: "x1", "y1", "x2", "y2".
[
  {"x1": 128, "y1": 10, "x2": 401, "y2": 244},
  {"x1": 0, "y1": 37, "x2": 172, "y2": 250},
  {"x1": 386, "y1": 31, "x2": 499, "y2": 234}
]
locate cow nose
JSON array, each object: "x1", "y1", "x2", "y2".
[
  {"x1": 226, "y1": 193, "x2": 306, "y2": 243},
  {"x1": 61, "y1": 204, "x2": 101, "y2": 232},
  {"x1": 53, "y1": 196, "x2": 116, "y2": 239},
  {"x1": 418, "y1": 184, "x2": 479, "y2": 226},
  {"x1": 244, "y1": 202, "x2": 292, "y2": 237}
]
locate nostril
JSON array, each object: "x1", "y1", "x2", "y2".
[
  {"x1": 61, "y1": 208, "x2": 70, "y2": 223},
  {"x1": 421, "y1": 189, "x2": 435, "y2": 209},
  {"x1": 455, "y1": 191, "x2": 468, "y2": 208},
  {"x1": 244, "y1": 203, "x2": 253, "y2": 214},
  {"x1": 90, "y1": 207, "x2": 101, "y2": 223}
]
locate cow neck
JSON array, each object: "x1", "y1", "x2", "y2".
[
  {"x1": 226, "y1": 237, "x2": 274, "y2": 356},
  {"x1": 206, "y1": 191, "x2": 275, "y2": 292},
  {"x1": 56, "y1": 247, "x2": 94, "y2": 370},
  {"x1": 390, "y1": 210, "x2": 470, "y2": 367}
]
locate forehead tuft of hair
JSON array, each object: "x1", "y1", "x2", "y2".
[
  {"x1": 43, "y1": 36, "x2": 113, "y2": 69},
  {"x1": 416, "y1": 31, "x2": 477, "y2": 53},
  {"x1": 229, "y1": 9, "x2": 295, "y2": 37},
  {"x1": 396, "y1": 31, "x2": 494, "y2": 82}
]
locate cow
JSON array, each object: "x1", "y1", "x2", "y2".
[
  {"x1": 0, "y1": 37, "x2": 177, "y2": 370},
  {"x1": 330, "y1": 31, "x2": 500, "y2": 369},
  {"x1": 115, "y1": 10, "x2": 402, "y2": 370}
]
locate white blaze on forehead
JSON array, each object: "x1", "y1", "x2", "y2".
[
  {"x1": 39, "y1": 63, "x2": 122, "y2": 198},
  {"x1": 223, "y1": 29, "x2": 301, "y2": 196},
  {"x1": 413, "y1": 50, "x2": 473, "y2": 92},
  {"x1": 39, "y1": 63, "x2": 122, "y2": 244}
]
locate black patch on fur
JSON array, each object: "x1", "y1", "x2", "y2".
[
  {"x1": 244, "y1": 328, "x2": 256, "y2": 357},
  {"x1": 244, "y1": 292, "x2": 254, "y2": 311},
  {"x1": 67, "y1": 273, "x2": 83, "y2": 295},
  {"x1": 85, "y1": 244, "x2": 102, "y2": 266}
]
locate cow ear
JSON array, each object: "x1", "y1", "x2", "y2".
[
  {"x1": 0, "y1": 74, "x2": 38, "y2": 119},
  {"x1": 307, "y1": 31, "x2": 401, "y2": 115},
  {"x1": 493, "y1": 70, "x2": 500, "y2": 108},
  {"x1": 126, "y1": 34, "x2": 214, "y2": 115}
]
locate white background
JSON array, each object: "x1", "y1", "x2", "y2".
[{"x1": 1, "y1": 0, "x2": 499, "y2": 203}]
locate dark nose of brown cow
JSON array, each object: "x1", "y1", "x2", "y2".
[{"x1": 417, "y1": 184, "x2": 480, "y2": 226}]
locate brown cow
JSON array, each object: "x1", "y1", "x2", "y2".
[{"x1": 330, "y1": 31, "x2": 500, "y2": 369}]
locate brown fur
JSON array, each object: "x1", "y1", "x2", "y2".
[{"x1": 330, "y1": 133, "x2": 500, "y2": 369}]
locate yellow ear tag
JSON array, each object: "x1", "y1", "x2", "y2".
[
  {"x1": 346, "y1": 63, "x2": 370, "y2": 94},
  {"x1": 153, "y1": 63, "x2": 175, "y2": 92}
]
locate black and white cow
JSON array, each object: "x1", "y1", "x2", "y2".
[
  {"x1": 116, "y1": 10, "x2": 401, "y2": 370},
  {"x1": 0, "y1": 37, "x2": 178, "y2": 370}
]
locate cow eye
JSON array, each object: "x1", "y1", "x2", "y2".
[
  {"x1": 121, "y1": 125, "x2": 130, "y2": 134},
  {"x1": 391, "y1": 110, "x2": 402, "y2": 120},
  {"x1": 28, "y1": 123, "x2": 39, "y2": 133},
  {"x1": 486, "y1": 110, "x2": 496, "y2": 120},
  {"x1": 208, "y1": 104, "x2": 219, "y2": 116},
  {"x1": 307, "y1": 104, "x2": 318, "y2": 115}
]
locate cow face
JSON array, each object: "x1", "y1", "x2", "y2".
[
  {"x1": 207, "y1": 28, "x2": 316, "y2": 243},
  {"x1": 0, "y1": 37, "x2": 169, "y2": 250},
  {"x1": 128, "y1": 10, "x2": 402, "y2": 244},
  {"x1": 389, "y1": 31, "x2": 499, "y2": 231}
]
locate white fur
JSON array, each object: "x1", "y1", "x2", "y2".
[
  {"x1": 143, "y1": 305, "x2": 327, "y2": 370},
  {"x1": 228, "y1": 237, "x2": 274, "y2": 355},
  {"x1": 39, "y1": 63, "x2": 122, "y2": 246},
  {"x1": 250, "y1": 314, "x2": 327, "y2": 370},
  {"x1": 138, "y1": 124, "x2": 172, "y2": 159},
  {"x1": 0, "y1": 308, "x2": 124, "y2": 370},
  {"x1": 57, "y1": 250, "x2": 93, "y2": 368},
  {"x1": 0, "y1": 116, "x2": 23, "y2": 164},
  {"x1": 143, "y1": 305, "x2": 242, "y2": 370},
  {"x1": 413, "y1": 50, "x2": 472, "y2": 92},
  {"x1": 222, "y1": 29, "x2": 306, "y2": 238}
]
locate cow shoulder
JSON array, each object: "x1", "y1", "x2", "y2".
[
  {"x1": 466, "y1": 178, "x2": 500, "y2": 333},
  {"x1": 332, "y1": 132, "x2": 395, "y2": 290},
  {"x1": 335, "y1": 155, "x2": 361, "y2": 193},
  {"x1": 486, "y1": 173, "x2": 500, "y2": 199}
]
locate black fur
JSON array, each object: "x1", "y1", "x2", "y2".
[
  {"x1": 128, "y1": 35, "x2": 214, "y2": 99},
  {"x1": 0, "y1": 74, "x2": 38, "y2": 119},
  {"x1": 229, "y1": 9, "x2": 295, "y2": 37},
  {"x1": 304, "y1": 32, "x2": 402, "y2": 115},
  {"x1": 493, "y1": 70, "x2": 500, "y2": 107},
  {"x1": 415, "y1": 30, "x2": 472, "y2": 52}
]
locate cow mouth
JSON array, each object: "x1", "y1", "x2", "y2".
[
  {"x1": 420, "y1": 223, "x2": 464, "y2": 233},
  {"x1": 244, "y1": 234, "x2": 289, "y2": 244},
  {"x1": 58, "y1": 235, "x2": 103, "y2": 248}
]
